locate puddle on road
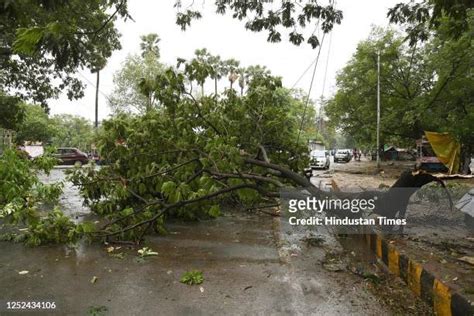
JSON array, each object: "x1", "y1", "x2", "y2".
[{"x1": 39, "y1": 168, "x2": 90, "y2": 223}]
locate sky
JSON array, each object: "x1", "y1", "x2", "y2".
[{"x1": 48, "y1": 0, "x2": 401, "y2": 121}]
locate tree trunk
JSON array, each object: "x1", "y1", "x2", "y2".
[
  {"x1": 460, "y1": 145, "x2": 472, "y2": 175},
  {"x1": 147, "y1": 92, "x2": 152, "y2": 112}
]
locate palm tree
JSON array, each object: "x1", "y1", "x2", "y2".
[
  {"x1": 225, "y1": 59, "x2": 240, "y2": 90},
  {"x1": 238, "y1": 67, "x2": 246, "y2": 96},
  {"x1": 140, "y1": 33, "x2": 160, "y2": 58},
  {"x1": 208, "y1": 55, "x2": 223, "y2": 95}
]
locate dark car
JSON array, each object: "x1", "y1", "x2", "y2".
[{"x1": 53, "y1": 147, "x2": 89, "y2": 166}]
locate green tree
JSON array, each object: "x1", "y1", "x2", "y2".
[
  {"x1": 420, "y1": 13, "x2": 474, "y2": 172},
  {"x1": 50, "y1": 114, "x2": 95, "y2": 151},
  {"x1": 67, "y1": 61, "x2": 319, "y2": 242},
  {"x1": 0, "y1": 94, "x2": 24, "y2": 131},
  {"x1": 109, "y1": 33, "x2": 164, "y2": 114},
  {"x1": 0, "y1": 0, "x2": 129, "y2": 108},
  {"x1": 224, "y1": 59, "x2": 240, "y2": 91},
  {"x1": 180, "y1": 49, "x2": 215, "y2": 97},
  {"x1": 388, "y1": 0, "x2": 474, "y2": 45},
  {"x1": 15, "y1": 104, "x2": 55, "y2": 144},
  {"x1": 139, "y1": 33, "x2": 160, "y2": 58},
  {"x1": 326, "y1": 27, "x2": 429, "y2": 148},
  {"x1": 326, "y1": 18, "x2": 473, "y2": 172}
]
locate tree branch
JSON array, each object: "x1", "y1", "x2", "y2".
[
  {"x1": 207, "y1": 169, "x2": 284, "y2": 187},
  {"x1": 142, "y1": 158, "x2": 199, "y2": 179},
  {"x1": 243, "y1": 157, "x2": 320, "y2": 196},
  {"x1": 74, "y1": 0, "x2": 126, "y2": 36},
  {"x1": 183, "y1": 91, "x2": 222, "y2": 135},
  {"x1": 95, "y1": 183, "x2": 278, "y2": 238}
]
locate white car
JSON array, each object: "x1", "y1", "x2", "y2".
[
  {"x1": 334, "y1": 149, "x2": 352, "y2": 163},
  {"x1": 310, "y1": 150, "x2": 330, "y2": 169}
]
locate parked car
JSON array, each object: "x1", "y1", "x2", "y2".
[
  {"x1": 334, "y1": 149, "x2": 352, "y2": 163},
  {"x1": 53, "y1": 147, "x2": 89, "y2": 166},
  {"x1": 87, "y1": 151, "x2": 103, "y2": 165},
  {"x1": 310, "y1": 150, "x2": 330, "y2": 169}
]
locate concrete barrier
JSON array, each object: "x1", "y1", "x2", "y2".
[{"x1": 364, "y1": 232, "x2": 474, "y2": 316}]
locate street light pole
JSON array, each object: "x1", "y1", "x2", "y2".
[
  {"x1": 94, "y1": 70, "x2": 100, "y2": 129},
  {"x1": 376, "y1": 51, "x2": 381, "y2": 169}
]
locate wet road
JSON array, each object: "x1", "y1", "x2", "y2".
[
  {"x1": 39, "y1": 167, "x2": 90, "y2": 221},
  {"x1": 0, "y1": 168, "x2": 395, "y2": 315}
]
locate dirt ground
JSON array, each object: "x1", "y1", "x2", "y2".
[{"x1": 321, "y1": 157, "x2": 474, "y2": 302}]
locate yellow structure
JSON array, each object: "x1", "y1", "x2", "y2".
[{"x1": 424, "y1": 131, "x2": 461, "y2": 174}]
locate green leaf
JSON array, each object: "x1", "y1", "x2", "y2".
[
  {"x1": 180, "y1": 270, "x2": 204, "y2": 285},
  {"x1": 121, "y1": 207, "x2": 134, "y2": 216},
  {"x1": 77, "y1": 221, "x2": 96, "y2": 233},
  {"x1": 208, "y1": 205, "x2": 220, "y2": 218},
  {"x1": 13, "y1": 27, "x2": 45, "y2": 55},
  {"x1": 161, "y1": 181, "x2": 176, "y2": 198}
]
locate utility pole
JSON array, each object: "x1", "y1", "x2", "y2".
[
  {"x1": 94, "y1": 70, "x2": 100, "y2": 129},
  {"x1": 376, "y1": 51, "x2": 381, "y2": 169}
]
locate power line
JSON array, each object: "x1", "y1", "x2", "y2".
[
  {"x1": 320, "y1": 30, "x2": 333, "y2": 98},
  {"x1": 296, "y1": 0, "x2": 338, "y2": 142},
  {"x1": 318, "y1": 30, "x2": 333, "y2": 132},
  {"x1": 77, "y1": 71, "x2": 112, "y2": 103},
  {"x1": 291, "y1": 55, "x2": 319, "y2": 90},
  {"x1": 291, "y1": 17, "x2": 322, "y2": 90},
  {"x1": 296, "y1": 32, "x2": 327, "y2": 146}
]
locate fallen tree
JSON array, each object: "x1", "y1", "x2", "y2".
[
  {"x1": 355, "y1": 169, "x2": 455, "y2": 233},
  {"x1": 0, "y1": 65, "x2": 456, "y2": 245},
  {"x1": 67, "y1": 66, "x2": 455, "y2": 243},
  {"x1": 66, "y1": 66, "x2": 318, "y2": 242}
]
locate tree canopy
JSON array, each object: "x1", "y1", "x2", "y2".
[
  {"x1": 50, "y1": 114, "x2": 95, "y2": 151},
  {"x1": 388, "y1": 0, "x2": 474, "y2": 45},
  {"x1": 0, "y1": 0, "x2": 129, "y2": 107},
  {"x1": 2, "y1": 0, "x2": 468, "y2": 109},
  {"x1": 109, "y1": 33, "x2": 165, "y2": 114},
  {"x1": 174, "y1": 1, "x2": 342, "y2": 48},
  {"x1": 325, "y1": 13, "x2": 473, "y2": 170},
  {"x1": 15, "y1": 104, "x2": 56, "y2": 144}
]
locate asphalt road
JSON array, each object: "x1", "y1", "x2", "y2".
[{"x1": 0, "y1": 167, "x2": 427, "y2": 315}]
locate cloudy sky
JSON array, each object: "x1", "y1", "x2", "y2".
[{"x1": 48, "y1": 0, "x2": 401, "y2": 121}]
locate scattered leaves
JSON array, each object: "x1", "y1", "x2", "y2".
[
  {"x1": 137, "y1": 247, "x2": 158, "y2": 257},
  {"x1": 180, "y1": 270, "x2": 204, "y2": 285}
]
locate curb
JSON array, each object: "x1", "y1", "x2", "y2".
[
  {"x1": 329, "y1": 179, "x2": 474, "y2": 315},
  {"x1": 363, "y1": 233, "x2": 474, "y2": 316}
]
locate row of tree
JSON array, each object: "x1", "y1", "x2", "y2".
[
  {"x1": 325, "y1": 13, "x2": 473, "y2": 173},
  {"x1": 109, "y1": 36, "x2": 294, "y2": 115},
  {"x1": 0, "y1": 101, "x2": 95, "y2": 151}
]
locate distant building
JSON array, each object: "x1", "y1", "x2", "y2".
[{"x1": 308, "y1": 140, "x2": 325, "y2": 152}]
